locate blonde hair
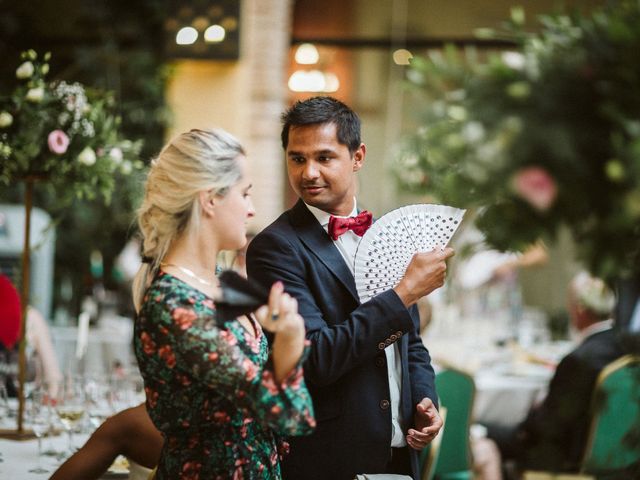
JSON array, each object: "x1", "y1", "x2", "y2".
[{"x1": 132, "y1": 128, "x2": 244, "y2": 311}]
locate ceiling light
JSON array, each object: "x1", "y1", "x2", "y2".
[
  {"x1": 176, "y1": 27, "x2": 198, "y2": 45},
  {"x1": 295, "y1": 43, "x2": 320, "y2": 65},
  {"x1": 393, "y1": 49, "x2": 413, "y2": 65},
  {"x1": 204, "y1": 25, "x2": 226, "y2": 43}
]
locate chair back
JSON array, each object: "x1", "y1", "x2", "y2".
[
  {"x1": 432, "y1": 369, "x2": 475, "y2": 479},
  {"x1": 581, "y1": 354, "x2": 640, "y2": 477}
]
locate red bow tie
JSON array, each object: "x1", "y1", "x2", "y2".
[{"x1": 328, "y1": 210, "x2": 373, "y2": 241}]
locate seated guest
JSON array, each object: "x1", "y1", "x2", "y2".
[
  {"x1": 50, "y1": 404, "x2": 162, "y2": 480},
  {"x1": 132, "y1": 128, "x2": 315, "y2": 479},
  {"x1": 487, "y1": 271, "x2": 625, "y2": 474},
  {"x1": 0, "y1": 274, "x2": 62, "y2": 396}
]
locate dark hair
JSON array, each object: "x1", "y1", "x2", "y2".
[{"x1": 280, "y1": 96, "x2": 361, "y2": 154}]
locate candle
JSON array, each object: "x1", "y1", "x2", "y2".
[{"x1": 76, "y1": 311, "x2": 90, "y2": 359}]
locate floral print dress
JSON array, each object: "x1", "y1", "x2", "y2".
[{"x1": 134, "y1": 271, "x2": 315, "y2": 479}]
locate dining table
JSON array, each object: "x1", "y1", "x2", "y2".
[
  {"x1": 423, "y1": 325, "x2": 574, "y2": 427},
  {"x1": 0, "y1": 430, "x2": 151, "y2": 479}
]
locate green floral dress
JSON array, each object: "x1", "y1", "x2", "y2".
[{"x1": 134, "y1": 271, "x2": 315, "y2": 479}]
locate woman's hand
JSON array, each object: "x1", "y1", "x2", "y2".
[
  {"x1": 254, "y1": 282, "x2": 306, "y2": 383},
  {"x1": 254, "y1": 281, "x2": 305, "y2": 341}
]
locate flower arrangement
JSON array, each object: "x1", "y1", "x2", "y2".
[
  {"x1": 0, "y1": 50, "x2": 143, "y2": 203},
  {"x1": 396, "y1": 1, "x2": 640, "y2": 282}
]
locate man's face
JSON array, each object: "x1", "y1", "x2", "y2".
[{"x1": 286, "y1": 122, "x2": 365, "y2": 216}]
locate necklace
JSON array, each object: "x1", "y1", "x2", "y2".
[{"x1": 160, "y1": 262, "x2": 214, "y2": 287}]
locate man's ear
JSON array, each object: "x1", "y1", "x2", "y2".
[
  {"x1": 199, "y1": 190, "x2": 215, "y2": 216},
  {"x1": 353, "y1": 143, "x2": 366, "y2": 172}
]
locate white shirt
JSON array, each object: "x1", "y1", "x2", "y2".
[
  {"x1": 629, "y1": 299, "x2": 640, "y2": 332},
  {"x1": 305, "y1": 198, "x2": 406, "y2": 447}
]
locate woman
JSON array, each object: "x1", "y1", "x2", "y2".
[{"x1": 132, "y1": 128, "x2": 315, "y2": 479}]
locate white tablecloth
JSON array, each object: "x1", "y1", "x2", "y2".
[
  {"x1": 0, "y1": 432, "x2": 151, "y2": 479},
  {"x1": 424, "y1": 333, "x2": 572, "y2": 427},
  {"x1": 473, "y1": 365, "x2": 551, "y2": 426}
]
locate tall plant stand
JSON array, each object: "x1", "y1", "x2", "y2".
[{"x1": 0, "y1": 176, "x2": 37, "y2": 440}]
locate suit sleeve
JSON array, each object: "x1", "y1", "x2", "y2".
[
  {"x1": 247, "y1": 228, "x2": 418, "y2": 389},
  {"x1": 406, "y1": 305, "x2": 438, "y2": 408}
]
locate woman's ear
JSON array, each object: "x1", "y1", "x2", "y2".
[{"x1": 199, "y1": 190, "x2": 216, "y2": 216}]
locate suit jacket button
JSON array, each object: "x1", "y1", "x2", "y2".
[
  {"x1": 396, "y1": 331, "x2": 403, "y2": 337},
  {"x1": 378, "y1": 342, "x2": 386, "y2": 350},
  {"x1": 375, "y1": 356, "x2": 385, "y2": 367},
  {"x1": 390, "y1": 334, "x2": 398, "y2": 341},
  {"x1": 384, "y1": 339, "x2": 392, "y2": 346},
  {"x1": 380, "y1": 399, "x2": 390, "y2": 410}
]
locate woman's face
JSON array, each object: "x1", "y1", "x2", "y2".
[{"x1": 213, "y1": 155, "x2": 255, "y2": 251}]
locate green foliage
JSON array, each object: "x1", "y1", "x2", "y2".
[
  {"x1": 0, "y1": 50, "x2": 143, "y2": 205},
  {"x1": 397, "y1": 1, "x2": 640, "y2": 282}
]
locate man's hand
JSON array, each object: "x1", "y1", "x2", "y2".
[
  {"x1": 394, "y1": 247, "x2": 455, "y2": 307},
  {"x1": 406, "y1": 397, "x2": 443, "y2": 451}
]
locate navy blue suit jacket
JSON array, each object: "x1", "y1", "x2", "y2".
[{"x1": 247, "y1": 199, "x2": 437, "y2": 480}]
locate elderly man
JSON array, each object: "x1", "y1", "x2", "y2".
[{"x1": 488, "y1": 271, "x2": 625, "y2": 474}]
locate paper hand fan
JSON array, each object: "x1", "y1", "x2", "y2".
[{"x1": 354, "y1": 204, "x2": 465, "y2": 303}]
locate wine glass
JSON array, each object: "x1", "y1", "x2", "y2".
[
  {"x1": 84, "y1": 375, "x2": 112, "y2": 429},
  {"x1": 107, "y1": 374, "x2": 137, "y2": 414},
  {"x1": 54, "y1": 377, "x2": 86, "y2": 456},
  {"x1": 28, "y1": 387, "x2": 50, "y2": 474}
]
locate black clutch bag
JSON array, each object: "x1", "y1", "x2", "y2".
[{"x1": 214, "y1": 270, "x2": 269, "y2": 322}]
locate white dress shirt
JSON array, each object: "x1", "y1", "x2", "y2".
[
  {"x1": 305, "y1": 198, "x2": 406, "y2": 447},
  {"x1": 629, "y1": 299, "x2": 640, "y2": 332}
]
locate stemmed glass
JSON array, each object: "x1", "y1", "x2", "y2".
[
  {"x1": 0, "y1": 383, "x2": 9, "y2": 425},
  {"x1": 108, "y1": 375, "x2": 136, "y2": 414},
  {"x1": 28, "y1": 386, "x2": 50, "y2": 474},
  {"x1": 85, "y1": 375, "x2": 112, "y2": 429},
  {"x1": 54, "y1": 377, "x2": 86, "y2": 456}
]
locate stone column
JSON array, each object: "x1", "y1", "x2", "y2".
[{"x1": 241, "y1": 0, "x2": 294, "y2": 230}]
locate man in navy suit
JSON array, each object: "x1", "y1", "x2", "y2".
[{"x1": 247, "y1": 96, "x2": 454, "y2": 479}]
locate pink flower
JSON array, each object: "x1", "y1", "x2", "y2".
[
  {"x1": 512, "y1": 166, "x2": 558, "y2": 211},
  {"x1": 47, "y1": 130, "x2": 70, "y2": 155},
  {"x1": 172, "y1": 307, "x2": 196, "y2": 330},
  {"x1": 243, "y1": 358, "x2": 257, "y2": 381},
  {"x1": 158, "y1": 344, "x2": 176, "y2": 368}
]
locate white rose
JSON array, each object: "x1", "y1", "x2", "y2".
[
  {"x1": 447, "y1": 105, "x2": 468, "y2": 121},
  {"x1": 78, "y1": 147, "x2": 97, "y2": 166},
  {"x1": 25, "y1": 87, "x2": 45, "y2": 103},
  {"x1": 0, "y1": 112, "x2": 13, "y2": 128},
  {"x1": 120, "y1": 160, "x2": 132, "y2": 175},
  {"x1": 462, "y1": 121, "x2": 485, "y2": 143},
  {"x1": 16, "y1": 61, "x2": 35, "y2": 79},
  {"x1": 502, "y1": 51, "x2": 526, "y2": 71},
  {"x1": 0, "y1": 143, "x2": 12, "y2": 157},
  {"x1": 109, "y1": 147, "x2": 123, "y2": 164}
]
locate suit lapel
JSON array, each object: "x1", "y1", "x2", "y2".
[{"x1": 288, "y1": 199, "x2": 359, "y2": 301}]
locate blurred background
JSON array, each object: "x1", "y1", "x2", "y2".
[
  {"x1": 0, "y1": 0, "x2": 605, "y2": 327},
  {"x1": 3, "y1": 2, "x2": 640, "y2": 477}
]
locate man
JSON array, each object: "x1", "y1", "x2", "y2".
[
  {"x1": 487, "y1": 271, "x2": 625, "y2": 473},
  {"x1": 247, "y1": 96, "x2": 453, "y2": 479}
]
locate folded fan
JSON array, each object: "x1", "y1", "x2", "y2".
[
  {"x1": 215, "y1": 270, "x2": 269, "y2": 322},
  {"x1": 354, "y1": 204, "x2": 466, "y2": 303}
]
